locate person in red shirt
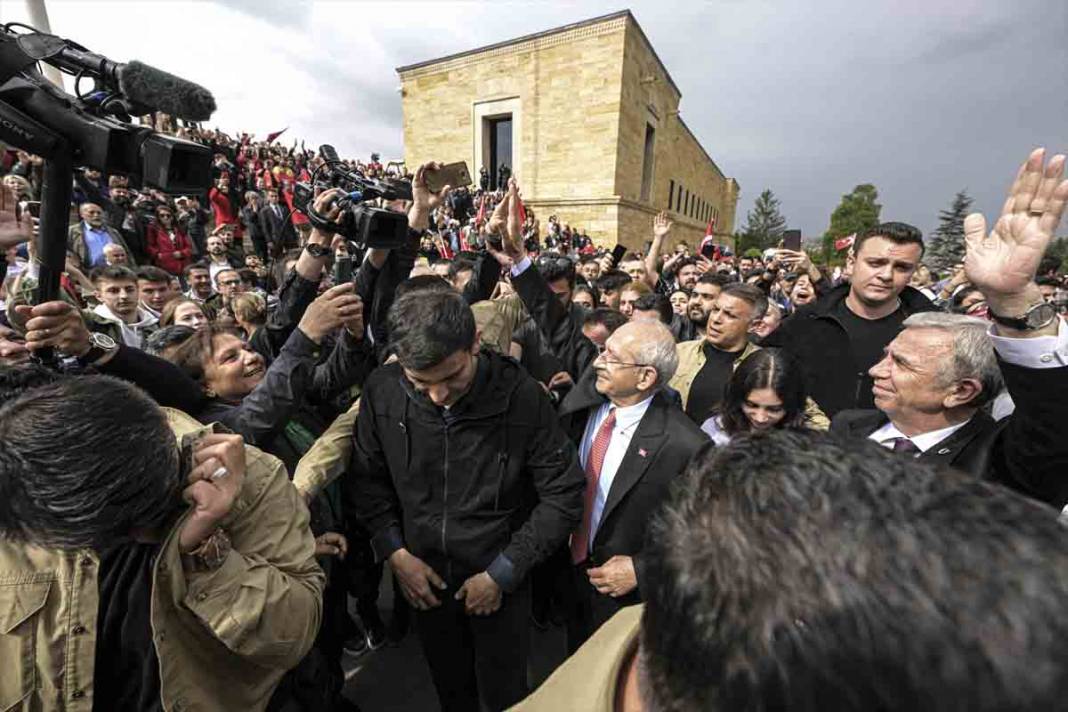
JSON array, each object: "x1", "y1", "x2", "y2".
[
  {"x1": 208, "y1": 173, "x2": 240, "y2": 237},
  {"x1": 146, "y1": 204, "x2": 194, "y2": 276}
]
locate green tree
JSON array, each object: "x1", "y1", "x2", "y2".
[
  {"x1": 821, "y1": 184, "x2": 882, "y2": 263},
  {"x1": 926, "y1": 190, "x2": 973, "y2": 271},
  {"x1": 737, "y1": 189, "x2": 787, "y2": 254}
]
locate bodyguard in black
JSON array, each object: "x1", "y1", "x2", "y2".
[
  {"x1": 345, "y1": 289, "x2": 584, "y2": 712},
  {"x1": 765, "y1": 223, "x2": 937, "y2": 418}
]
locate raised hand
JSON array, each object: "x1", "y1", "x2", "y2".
[
  {"x1": 964, "y1": 148, "x2": 1068, "y2": 310},
  {"x1": 653, "y1": 211, "x2": 673, "y2": 239}
]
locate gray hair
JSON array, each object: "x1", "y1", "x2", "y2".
[
  {"x1": 632, "y1": 321, "x2": 680, "y2": 389},
  {"x1": 902, "y1": 312, "x2": 1003, "y2": 408}
]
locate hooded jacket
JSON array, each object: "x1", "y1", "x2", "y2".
[
  {"x1": 344, "y1": 350, "x2": 585, "y2": 592},
  {"x1": 91, "y1": 303, "x2": 157, "y2": 349}
]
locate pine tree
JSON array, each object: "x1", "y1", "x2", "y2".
[
  {"x1": 737, "y1": 189, "x2": 787, "y2": 254},
  {"x1": 927, "y1": 190, "x2": 973, "y2": 271},
  {"x1": 821, "y1": 184, "x2": 882, "y2": 262}
]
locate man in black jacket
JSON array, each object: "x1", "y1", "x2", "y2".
[
  {"x1": 556, "y1": 319, "x2": 706, "y2": 651},
  {"x1": 833, "y1": 147, "x2": 1068, "y2": 509},
  {"x1": 345, "y1": 289, "x2": 584, "y2": 712},
  {"x1": 259, "y1": 187, "x2": 297, "y2": 255},
  {"x1": 764, "y1": 222, "x2": 937, "y2": 417}
]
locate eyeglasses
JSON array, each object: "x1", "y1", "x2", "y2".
[
  {"x1": 218, "y1": 279, "x2": 241, "y2": 287},
  {"x1": 595, "y1": 351, "x2": 649, "y2": 370}
]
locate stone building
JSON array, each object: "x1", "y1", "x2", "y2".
[{"x1": 397, "y1": 10, "x2": 739, "y2": 250}]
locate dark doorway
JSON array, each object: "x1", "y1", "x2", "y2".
[{"x1": 488, "y1": 116, "x2": 513, "y2": 190}]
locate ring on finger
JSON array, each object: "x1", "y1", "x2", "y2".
[{"x1": 210, "y1": 466, "x2": 230, "y2": 481}]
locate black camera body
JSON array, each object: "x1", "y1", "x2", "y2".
[{"x1": 294, "y1": 145, "x2": 413, "y2": 250}]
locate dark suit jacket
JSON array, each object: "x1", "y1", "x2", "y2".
[
  {"x1": 559, "y1": 368, "x2": 708, "y2": 605},
  {"x1": 258, "y1": 203, "x2": 296, "y2": 249},
  {"x1": 832, "y1": 358, "x2": 1068, "y2": 509}
]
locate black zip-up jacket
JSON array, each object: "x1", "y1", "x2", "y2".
[
  {"x1": 344, "y1": 350, "x2": 585, "y2": 592},
  {"x1": 763, "y1": 282, "x2": 937, "y2": 417}
]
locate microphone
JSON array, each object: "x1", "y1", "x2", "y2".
[
  {"x1": 116, "y1": 61, "x2": 216, "y2": 122},
  {"x1": 14, "y1": 32, "x2": 216, "y2": 121}
]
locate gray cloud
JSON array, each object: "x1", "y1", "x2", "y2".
[{"x1": 20, "y1": 0, "x2": 1068, "y2": 241}]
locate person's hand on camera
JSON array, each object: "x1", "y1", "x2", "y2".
[
  {"x1": 299, "y1": 282, "x2": 363, "y2": 344},
  {"x1": 179, "y1": 433, "x2": 246, "y2": 553},
  {"x1": 15, "y1": 301, "x2": 96, "y2": 359},
  {"x1": 308, "y1": 187, "x2": 345, "y2": 246}
]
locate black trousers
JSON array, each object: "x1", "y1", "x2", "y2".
[
  {"x1": 563, "y1": 561, "x2": 630, "y2": 654},
  {"x1": 414, "y1": 579, "x2": 531, "y2": 712}
]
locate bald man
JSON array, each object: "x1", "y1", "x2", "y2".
[
  {"x1": 67, "y1": 202, "x2": 136, "y2": 270},
  {"x1": 555, "y1": 320, "x2": 707, "y2": 650}
]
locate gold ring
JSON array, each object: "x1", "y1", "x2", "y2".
[{"x1": 1029, "y1": 208, "x2": 1044, "y2": 217}]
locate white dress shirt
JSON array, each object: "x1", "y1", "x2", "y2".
[
  {"x1": 869, "y1": 320, "x2": 1068, "y2": 451},
  {"x1": 580, "y1": 396, "x2": 655, "y2": 549}
]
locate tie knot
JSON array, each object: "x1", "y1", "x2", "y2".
[
  {"x1": 891, "y1": 437, "x2": 920, "y2": 456},
  {"x1": 604, "y1": 408, "x2": 617, "y2": 427}
]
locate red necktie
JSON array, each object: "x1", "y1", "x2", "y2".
[{"x1": 571, "y1": 408, "x2": 616, "y2": 564}]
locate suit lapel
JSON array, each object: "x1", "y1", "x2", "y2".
[
  {"x1": 917, "y1": 414, "x2": 991, "y2": 468},
  {"x1": 595, "y1": 399, "x2": 667, "y2": 533}
]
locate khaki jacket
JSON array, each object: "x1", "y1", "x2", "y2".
[
  {"x1": 511, "y1": 605, "x2": 643, "y2": 711},
  {"x1": 0, "y1": 408, "x2": 325, "y2": 712},
  {"x1": 669, "y1": 338, "x2": 761, "y2": 411},
  {"x1": 669, "y1": 338, "x2": 829, "y2": 430}
]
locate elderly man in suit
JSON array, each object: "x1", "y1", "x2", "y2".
[
  {"x1": 67, "y1": 202, "x2": 136, "y2": 271},
  {"x1": 557, "y1": 319, "x2": 707, "y2": 650},
  {"x1": 832, "y1": 148, "x2": 1068, "y2": 509}
]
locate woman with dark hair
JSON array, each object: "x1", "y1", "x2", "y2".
[
  {"x1": 701, "y1": 348, "x2": 812, "y2": 445},
  {"x1": 146, "y1": 203, "x2": 194, "y2": 276},
  {"x1": 166, "y1": 283, "x2": 371, "y2": 472},
  {"x1": 572, "y1": 284, "x2": 598, "y2": 311},
  {"x1": 159, "y1": 296, "x2": 209, "y2": 330}
]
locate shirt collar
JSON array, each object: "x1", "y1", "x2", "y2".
[
  {"x1": 605, "y1": 394, "x2": 656, "y2": 431},
  {"x1": 870, "y1": 418, "x2": 972, "y2": 453}
]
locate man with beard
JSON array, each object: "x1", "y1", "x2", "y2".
[
  {"x1": 676, "y1": 273, "x2": 729, "y2": 342},
  {"x1": 71, "y1": 171, "x2": 149, "y2": 264},
  {"x1": 183, "y1": 261, "x2": 215, "y2": 303},
  {"x1": 90, "y1": 265, "x2": 158, "y2": 349},
  {"x1": 67, "y1": 203, "x2": 136, "y2": 271},
  {"x1": 205, "y1": 233, "x2": 242, "y2": 285}
]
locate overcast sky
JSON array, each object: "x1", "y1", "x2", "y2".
[{"x1": 2, "y1": 0, "x2": 1066, "y2": 238}]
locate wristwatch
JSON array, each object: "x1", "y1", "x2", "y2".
[
  {"x1": 304, "y1": 242, "x2": 331, "y2": 259},
  {"x1": 77, "y1": 332, "x2": 118, "y2": 366},
  {"x1": 988, "y1": 302, "x2": 1058, "y2": 331}
]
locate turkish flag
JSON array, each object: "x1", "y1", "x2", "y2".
[
  {"x1": 265, "y1": 127, "x2": 288, "y2": 144},
  {"x1": 834, "y1": 233, "x2": 856, "y2": 251}
]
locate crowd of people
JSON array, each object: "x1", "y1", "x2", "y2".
[{"x1": 0, "y1": 129, "x2": 1067, "y2": 712}]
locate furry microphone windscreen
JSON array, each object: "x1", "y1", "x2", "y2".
[{"x1": 118, "y1": 60, "x2": 216, "y2": 122}]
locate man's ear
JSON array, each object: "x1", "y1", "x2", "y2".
[
  {"x1": 471, "y1": 329, "x2": 482, "y2": 353},
  {"x1": 944, "y1": 378, "x2": 982, "y2": 410}
]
